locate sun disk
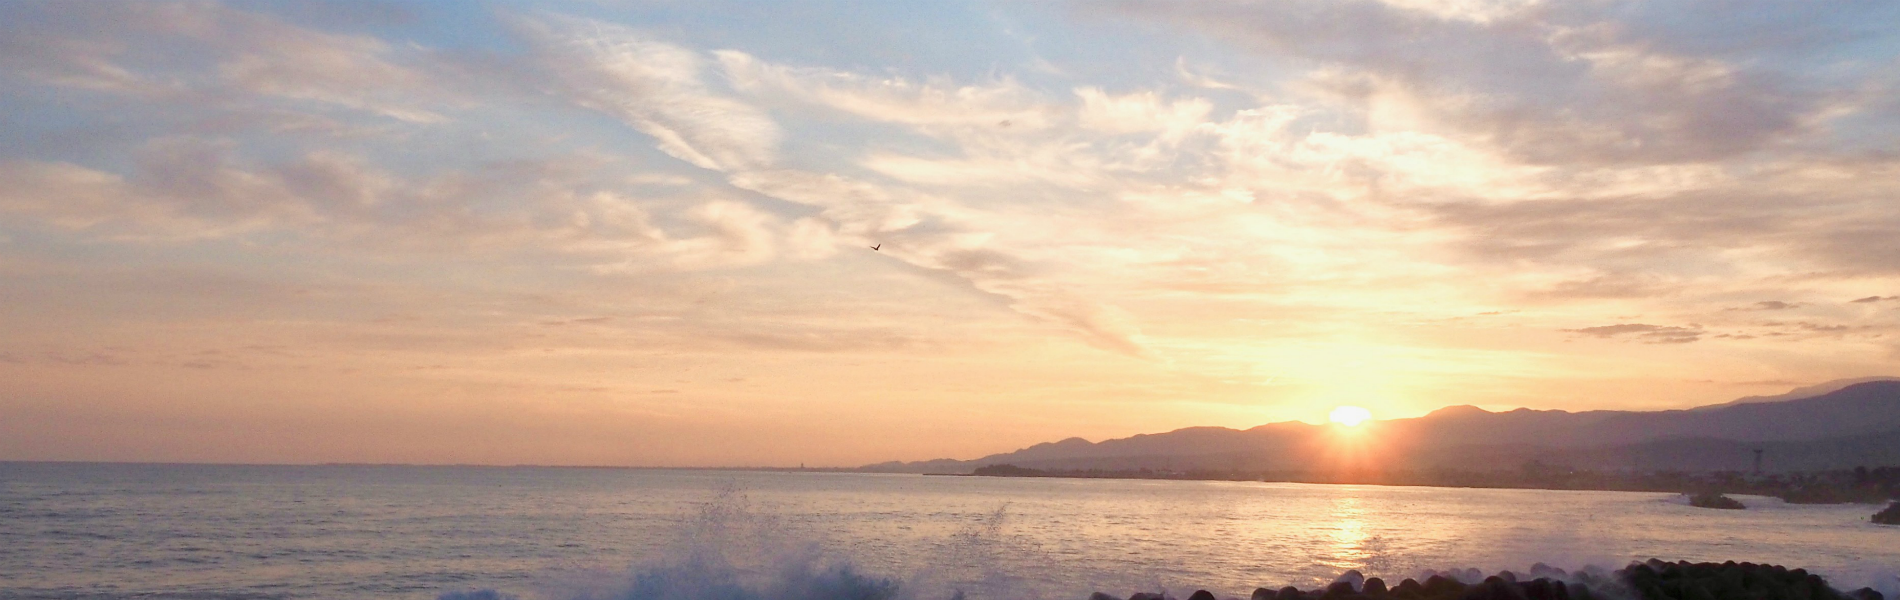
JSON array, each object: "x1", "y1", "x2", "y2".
[{"x1": 1329, "y1": 405, "x2": 1373, "y2": 427}]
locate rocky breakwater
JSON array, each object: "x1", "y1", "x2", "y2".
[
  {"x1": 1686, "y1": 492, "x2": 1745, "y2": 510},
  {"x1": 1091, "y1": 561, "x2": 1886, "y2": 600},
  {"x1": 1875, "y1": 501, "x2": 1900, "y2": 525}
]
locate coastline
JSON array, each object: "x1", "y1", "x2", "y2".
[{"x1": 953, "y1": 464, "x2": 1900, "y2": 506}]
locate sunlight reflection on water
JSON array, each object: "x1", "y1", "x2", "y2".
[{"x1": 1324, "y1": 495, "x2": 1369, "y2": 571}]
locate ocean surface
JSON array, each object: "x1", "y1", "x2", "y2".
[{"x1": 2, "y1": 463, "x2": 1896, "y2": 600}]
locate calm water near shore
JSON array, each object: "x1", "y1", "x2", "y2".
[{"x1": 3, "y1": 463, "x2": 1896, "y2": 600}]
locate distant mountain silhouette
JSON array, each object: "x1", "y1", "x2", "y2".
[
  {"x1": 1687, "y1": 376, "x2": 1900, "y2": 411},
  {"x1": 862, "y1": 379, "x2": 1900, "y2": 474}
]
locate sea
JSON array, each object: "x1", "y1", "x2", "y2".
[{"x1": 2, "y1": 463, "x2": 1896, "y2": 600}]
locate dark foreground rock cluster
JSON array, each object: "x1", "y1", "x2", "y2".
[{"x1": 1091, "y1": 561, "x2": 1886, "y2": 600}]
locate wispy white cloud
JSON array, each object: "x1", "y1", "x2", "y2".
[
  {"x1": 719, "y1": 50, "x2": 1053, "y2": 130},
  {"x1": 521, "y1": 17, "x2": 781, "y2": 171},
  {"x1": 0, "y1": 1, "x2": 450, "y2": 123},
  {"x1": 0, "y1": 147, "x2": 809, "y2": 273},
  {"x1": 1111, "y1": 0, "x2": 1872, "y2": 166},
  {"x1": 532, "y1": 23, "x2": 1164, "y2": 355}
]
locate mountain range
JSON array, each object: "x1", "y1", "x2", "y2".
[{"x1": 861, "y1": 378, "x2": 1900, "y2": 474}]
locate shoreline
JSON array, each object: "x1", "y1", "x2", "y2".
[{"x1": 951, "y1": 464, "x2": 1900, "y2": 505}]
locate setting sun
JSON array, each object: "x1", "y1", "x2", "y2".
[{"x1": 1329, "y1": 406, "x2": 1373, "y2": 427}]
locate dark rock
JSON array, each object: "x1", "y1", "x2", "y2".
[
  {"x1": 1424, "y1": 575, "x2": 1466, "y2": 597},
  {"x1": 1520, "y1": 578, "x2": 1553, "y2": 600},
  {"x1": 1682, "y1": 581, "x2": 1719, "y2": 600},
  {"x1": 1107, "y1": 560, "x2": 1870, "y2": 600},
  {"x1": 1615, "y1": 558, "x2": 1876, "y2": 600},
  {"x1": 1338, "y1": 571, "x2": 1367, "y2": 592},
  {"x1": 1092, "y1": 593, "x2": 1123, "y2": 600},
  {"x1": 1394, "y1": 579, "x2": 1425, "y2": 598},
  {"x1": 1685, "y1": 491, "x2": 1746, "y2": 509},
  {"x1": 438, "y1": 592, "x2": 517, "y2": 600},
  {"x1": 1323, "y1": 581, "x2": 1358, "y2": 600},
  {"x1": 1364, "y1": 578, "x2": 1388, "y2": 596},
  {"x1": 1873, "y1": 501, "x2": 1900, "y2": 525},
  {"x1": 1466, "y1": 578, "x2": 1527, "y2": 600}
]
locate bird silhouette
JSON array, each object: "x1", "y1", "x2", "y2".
[{"x1": 870, "y1": 244, "x2": 881, "y2": 251}]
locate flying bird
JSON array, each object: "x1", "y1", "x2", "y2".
[{"x1": 870, "y1": 244, "x2": 881, "y2": 251}]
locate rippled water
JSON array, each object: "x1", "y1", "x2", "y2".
[{"x1": 2, "y1": 463, "x2": 1896, "y2": 600}]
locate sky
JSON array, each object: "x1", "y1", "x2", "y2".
[{"x1": 3, "y1": 0, "x2": 1900, "y2": 467}]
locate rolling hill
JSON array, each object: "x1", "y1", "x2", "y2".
[{"x1": 861, "y1": 379, "x2": 1900, "y2": 474}]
